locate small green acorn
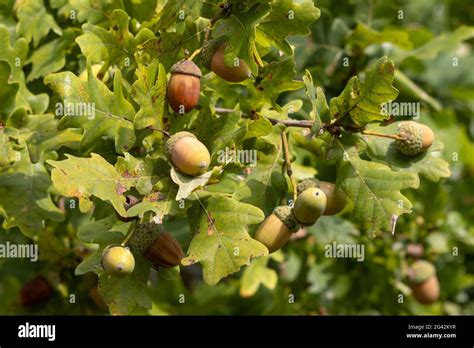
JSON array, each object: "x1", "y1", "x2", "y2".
[
  {"x1": 129, "y1": 223, "x2": 183, "y2": 269},
  {"x1": 395, "y1": 121, "x2": 434, "y2": 156},
  {"x1": 296, "y1": 179, "x2": 346, "y2": 216},
  {"x1": 254, "y1": 206, "x2": 300, "y2": 253},
  {"x1": 101, "y1": 245, "x2": 135, "y2": 277},
  {"x1": 292, "y1": 187, "x2": 327, "y2": 225},
  {"x1": 166, "y1": 131, "x2": 211, "y2": 176},
  {"x1": 408, "y1": 260, "x2": 440, "y2": 305}
]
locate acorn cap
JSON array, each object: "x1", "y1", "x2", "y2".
[
  {"x1": 396, "y1": 121, "x2": 424, "y2": 156},
  {"x1": 201, "y1": 37, "x2": 227, "y2": 69},
  {"x1": 296, "y1": 178, "x2": 320, "y2": 196},
  {"x1": 170, "y1": 59, "x2": 202, "y2": 78},
  {"x1": 273, "y1": 205, "x2": 300, "y2": 233},
  {"x1": 408, "y1": 260, "x2": 436, "y2": 284},
  {"x1": 129, "y1": 223, "x2": 164, "y2": 255},
  {"x1": 165, "y1": 131, "x2": 197, "y2": 155}
]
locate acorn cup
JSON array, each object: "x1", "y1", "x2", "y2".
[
  {"x1": 167, "y1": 59, "x2": 202, "y2": 114},
  {"x1": 408, "y1": 260, "x2": 440, "y2": 305},
  {"x1": 166, "y1": 131, "x2": 211, "y2": 176},
  {"x1": 201, "y1": 38, "x2": 251, "y2": 83},
  {"x1": 254, "y1": 206, "x2": 300, "y2": 253},
  {"x1": 296, "y1": 179, "x2": 347, "y2": 216},
  {"x1": 292, "y1": 187, "x2": 327, "y2": 225},
  {"x1": 20, "y1": 276, "x2": 53, "y2": 307},
  {"x1": 395, "y1": 121, "x2": 434, "y2": 156},
  {"x1": 129, "y1": 223, "x2": 183, "y2": 269},
  {"x1": 101, "y1": 245, "x2": 135, "y2": 277}
]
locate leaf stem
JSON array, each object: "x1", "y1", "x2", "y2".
[
  {"x1": 121, "y1": 225, "x2": 136, "y2": 247},
  {"x1": 281, "y1": 130, "x2": 297, "y2": 202},
  {"x1": 147, "y1": 126, "x2": 170, "y2": 138}
]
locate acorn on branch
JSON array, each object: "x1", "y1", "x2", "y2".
[
  {"x1": 292, "y1": 187, "x2": 327, "y2": 225},
  {"x1": 129, "y1": 223, "x2": 183, "y2": 269},
  {"x1": 408, "y1": 260, "x2": 440, "y2": 305},
  {"x1": 167, "y1": 59, "x2": 202, "y2": 114},
  {"x1": 101, "y1": 245, "x2": 135, "y2": 277},
  {"x1": 201, "y1": 38, "x2": 251, "y2": 83},
  {"x1": 166, "y1": 131, "x2": 211, "y2": 176},
  {"x1": 297, "y1": 179, "x2": 346, "y2": 216},
  {"x1": 20, "y1": 276, "x2": 53, "y2": 307},
  {"x1": 395, "y1": 121, "x2": 434, "y2": 156},
  {"x1": 254, "y1": 206, "x2": 300, "y2": 253}
]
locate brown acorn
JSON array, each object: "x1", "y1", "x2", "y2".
[
  {"x1": 20, "y1": 276, "x2": 53, "y2": 307},
  {"x1": 254, "y1": 206, "x2": 300, "y2": 253},
  {"x1": 129, "y1": 223, "x2": 183, "y2": 269},
  {"x1": 201, "y1": 39, "x2": 251, "y2": 83},
  {"x1": 167, "y1": 59, "x2": 202, "y2": 114},
  {"x1": 408, "y1": 260, "x2": 440, "y2": 305},
  {"x1": 166, "y1": 131, "x2": 211, "y2": 176}
]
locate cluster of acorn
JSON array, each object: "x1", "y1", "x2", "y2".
[
  {"x1": 254, "y1": 179, "x2": 347, "y2": 253},
  {"x1": 101, "y1": 223, "x2": 183, "y2": 277},
  {"x1": 166, "y1": 38, "x2": 250, "y2": 114}
]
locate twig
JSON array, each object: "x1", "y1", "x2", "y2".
[
  {"x1": 147, "y1": 126, "x2": 170, "y2": 138},
  {"x1": 281, "y1": 130, "x2": 297, "y2": 202},
  {"x1": 188, "y1": 47, "x2": 202, "y2": 61},
  {"x1": 362, "y1": 130, "x2": 401, "y2": 140}
]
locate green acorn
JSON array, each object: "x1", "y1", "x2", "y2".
[
  {"x1": 395, "y1": 121, "x2": 434, "y2": 156},
  {"x1": 166, "y1": 131, "x2": 211, "y2": 176},
  {"x1": 129, "y1": 223, "x2": 183, "y2": 269},
  {"x1": 292, "y1": 187, "x2": 327, "y2": 225},
  {"x1": 296, "y1": 178, "x2": 320, "y2": 196},
  {"x1": 296, "y1": 179, "x2": 346, "y2": 216},
  {"x1": 254, "y1": 206, "x2": 300, "y2": 253},
  {"x1": 101, "y1": 245, "x2": 135, "y2": 277}
]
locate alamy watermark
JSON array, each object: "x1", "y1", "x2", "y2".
[
  {"x1": 56, "y1": 101, "x2": 95, "y2": 119},
  {"x1": 217, "y1": 147, "x2": 258, "y2": 167},
  {"x1": 324, "y1": 242, "x2": 365, "y2": 262},
  {"x1": 382, "y1": 101, "x2": 420, "y2": 118},
  {"x1": 0, "y1": 242, "x2": 38, "y2": 262}
]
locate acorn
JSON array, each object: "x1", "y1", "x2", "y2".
[
  {"x1": 296, "y1": 179, "x2": 346, "y2": 216},
  {"x1": 167, "y1": 59, "x2": 202, "y2": 113},
  {"x1": 201, "y1": 38, "x2": 251, "y2": 83},
  {"x1": 408, "y1": 260, "x2": 440, "y2": 305},
  {"x1": 20, "y1": 276, "x2": 53, "y2": 307},
  {"x1": 395, "y1": 121, "x2": 434, "y2": 156},
  {"x1": 129, "y1": 223, "x2": 183, "y2": 269},
  {"x1": 254, "y1": 206, "x2": 300, "y2": 253},
  {"x1": 292, "y1": 187, "x2": 327, "y2": 225},
  {"x1": 166, "y1": 131, "x2": 211, "y2": 176},
  {"x1": 101, "y1": 245, "x2": 135, "y2": 277}
]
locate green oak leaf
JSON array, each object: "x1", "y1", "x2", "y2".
[
  {"x1": 0, "y1": 131, "x2": 20, "y2": 168},
  {"x1": 257, "y1": 0, "x2": 320, "y2": 54},
  {"x1": 44, "y1": 63, "x2": 136, "y2": 153},
  {"x1": 0, "y1": 132, "x2": 64, "y2": 237},
  {"x1": 0, "y1": 25, "x2": 49, "y2": 114},
  {"x1": 303, "y1": 70, "x2": 322, "y2": 132},
  {"x1": 126, "y1": 185, "x2": 181, "y2": 220},
  {"x1": 348, "y1": 22, "x2": 413, "y2": 51},
  {"x1": 170, "y1": 167, "x2": 222, "y2": 201},
  {"x1": 0, "y1": 60, "x2": 19, "y2": 117},
  {"x1": 48, "y1": 153, "x2": 133, "y2": 217},
  {"x1": 329, "y1": 56, "x2": 399, "y2": 128},
  {"x1": 16, "y1": 0, "x2": 62, "y2": 47},
  {"x1": 27, "y1": 28, "x2": 77, "y2": 82},
  {"x1": 75, "y1": 9, "x2": 154, "y2": 68},
  {"x1": 336, "y1": 145, "x2": 419, "y2": 238},
  {"x1": 70, "y1": 0, "x2": 123, "y2": 24},
  {"x1": 213, "y1": 3, "x2": 271, "y2": 75},
  {"x1": 240, "y1": 256, "x2": 278, "y2": 298},
  {"x1": 363, "y1": 122, "x2": 451, "y2": 182},
  {"x1": 182, "y1": 196, "x2": 267, "y2": 285},
  {"x1": 233, "y1": 134, "x2": 287, "y2": 216},
  {"x1": 114, "y1": 153, "x2": 162, "y2": 196},
  {"x1": 131, "y1": 61, "x2": 167, "y2": 130}
]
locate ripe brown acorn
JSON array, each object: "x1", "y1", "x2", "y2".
[
  {"x1": 201, "y1": 39, "x2": 251, "y2": 83},
  {"x1": 408, "y1": 260, "x2": 440, "y2": 305},
  {"x1": 166, "y1": 131, "x2": 211, "y2": 176},
  {"x1": 254, "y1": 206, "x2": 300, "y2": 253},
  {"x1": 167, "y1": 59, "x2": 202, "y2": 113},
  {"x1": 129, "y1": 223, "x2": 183, "y2": 269},
  {"x1": 20, "y1": 276, "x2": 53, "y2": 307}
]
